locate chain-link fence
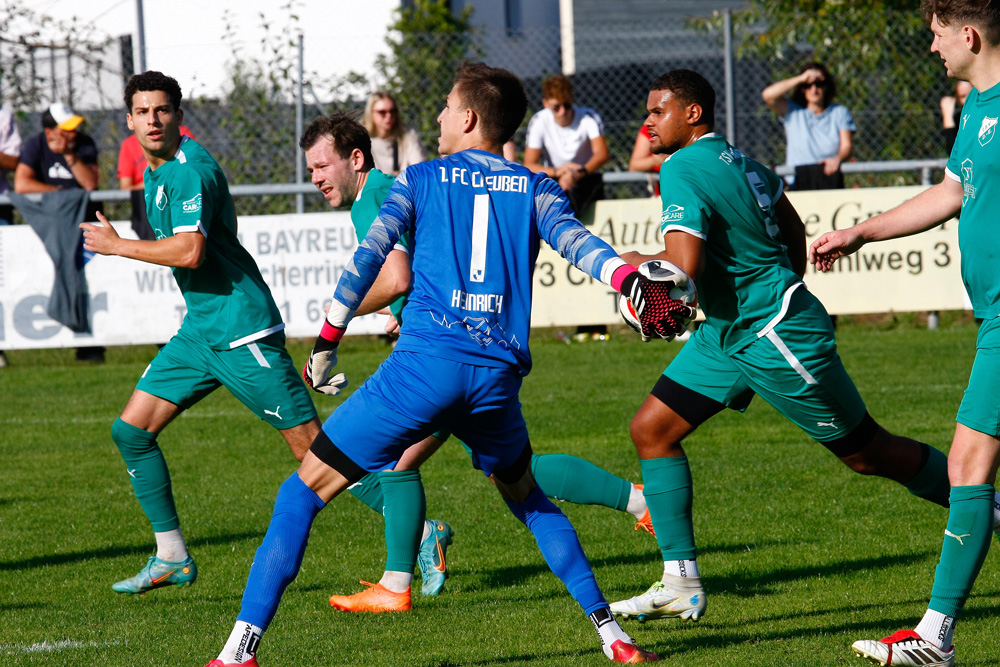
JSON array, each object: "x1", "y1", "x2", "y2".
[{"x1": 4, "y1": 10, "x2": 957, "y2": 217}]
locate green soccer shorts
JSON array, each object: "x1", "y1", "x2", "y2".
[
  {"x1": 956, "y1": 315, "x2": 1000, "y2": 437},
  {"x1": 664, "y1": 288, "x2": 868, "y2": 443},
  {"x1": 136, "y1": 329, "x2": 317, "y2": 429}
]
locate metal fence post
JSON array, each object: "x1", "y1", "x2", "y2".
[
  {"x1": 295, "y1": 33, "x2": 304, "y2": 215},
  {"x1": 724, "y1": 8, "x2": 735, "y2": 145}
]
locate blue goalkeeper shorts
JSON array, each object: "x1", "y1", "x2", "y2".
[{"x1": 323, "y1": 350, "x2": 528, "y2": 475}]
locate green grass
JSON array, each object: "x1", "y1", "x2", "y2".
[{"x1": 1, "y1": 321, "x2": 998, "y2": 666}]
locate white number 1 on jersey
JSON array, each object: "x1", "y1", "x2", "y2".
[{"x1": 470, "y1": 193, "x2": 489, "y2": 282}]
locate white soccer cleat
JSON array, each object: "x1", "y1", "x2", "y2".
[
  {"x1": 852, "y1": 630, "x2": 954, "y2": 666},
  {"x1": 610, "y1": 576, "x2": 706, "y2": 623}
]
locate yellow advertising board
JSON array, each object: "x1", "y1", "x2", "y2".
[{"x1": 530, "y1": 186, "x2": 968, "y2": 327}]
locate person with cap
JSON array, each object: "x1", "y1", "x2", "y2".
[
  {"x1": 15, "y1": 102, "x2": 104, "y2": 362},
  {"x1": 15, "y1": 102, "x2": 99, "y2": 195}
]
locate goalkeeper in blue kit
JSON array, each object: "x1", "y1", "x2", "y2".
[{"x1": 204, "y1": 63, "x2": 694, "y2": 666}]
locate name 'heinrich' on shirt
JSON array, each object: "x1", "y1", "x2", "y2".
[{"x1": 452, "y1": 289, "x2": 504, "y2": 313}]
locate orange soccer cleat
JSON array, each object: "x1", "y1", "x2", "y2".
[
  {"x1": 633, "y1": 485, "x2": 655, "y2": 537},
  {"x1": 609, "y1": 639, "x2": 661, "y2": 663},
  {"x1": 329, "y1": 580, "x2": 412, "y2": 613}
]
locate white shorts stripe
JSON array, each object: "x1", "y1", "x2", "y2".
[
  {"x1": 765, "y1": 329, "x2": 817, "y2": 385},
  {"x1": 246, "y1": 342, "x2": 271, "y2": 368}
]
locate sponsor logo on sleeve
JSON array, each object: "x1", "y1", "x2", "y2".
[
  {"x1": 661, "y1": 204, "x2": 685, "y2": 223},
  {"x1": 182, "y1": 193, "x2": 203, "y2": 213},
  {"x1": 978, "y1": 116, "x2": 997, "y2": 146}
]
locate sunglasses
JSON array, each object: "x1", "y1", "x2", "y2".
[
  {"x1": 374, "y1": 108, "x2": 398, "y2": 116},
  {"x1": 803, "y1": 80, "x2": 828, "y2": 90}
]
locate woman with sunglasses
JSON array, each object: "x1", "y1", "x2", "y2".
[
  {"x1": 762, "y1": 62, "x2": 856, "y2": 190},
  {"x1": 362, "y1": 91, "x2": 427, "y2": 176}
]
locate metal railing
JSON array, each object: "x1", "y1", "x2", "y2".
[{"x1": 0, "y1": 158, "x2": 949, "y2": 206}]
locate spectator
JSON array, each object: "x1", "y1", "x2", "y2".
[
  {"x1": 0, "y1": 102, "x2": 20, "y2": 368},
  {"x1": 118, "y1": 124, "x2": 194, "y2": 240},
  {"x1": 762, "y1": 62, "x2": 855, "y2": 190},
  {"x1": 524, "y1": 75, "x2": 610, "y2": 214},
  {"x1": 941, "y1": 79, "x2": 973, "y2": 154},
  {"x1": 14, "y1": 102, "x2": 104, "y2": 362},
  {"x1": 628, "y1": 125, "x2": 665, "y2": 196},
  {"x1": 362, "y1": 91, "x2": 426, "y2": 176}
]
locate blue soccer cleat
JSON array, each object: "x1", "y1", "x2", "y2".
[
  {"x1": 416, "y1": 519, "x2": 453, "y2": 596},
  {"x1": 112, "y1": 555, "x2": 198, "y2": 595}
]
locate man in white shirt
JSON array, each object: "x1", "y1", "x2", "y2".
[{"x1": 524, "y1": 75, "x2": 610, "y2": 214}]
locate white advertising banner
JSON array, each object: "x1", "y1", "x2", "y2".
[
  {"x1": 0, "y1": 211, "x2": 389, "y2": 350},
  {"x1": 0, "y1": 186, "x2": 968, "y2": 350}
]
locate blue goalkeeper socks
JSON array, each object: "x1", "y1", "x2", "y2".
[
  {"x1": 504, "y1": 484, "x2": 606, "y2": 615},
  {"x1": 238, "y1": 472, "x2": 326, "y2": 630}
]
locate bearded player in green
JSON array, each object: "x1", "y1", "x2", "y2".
[
  {"x1": 608, "y1": 69, "x2": 1000, "y2": 629},
  {"x1": 81, "y1": 71, "x2": 323, "y2": 595},
  {"x1": 300, "y1": 112, "x2": 657, "y2": 612},
  {"x1": 813, "y1": 3, "x2": 1000, "y2": 664}
]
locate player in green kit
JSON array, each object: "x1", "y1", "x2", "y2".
[
  {"x1": 300, "y1": 113, "x2": 658, "y2": 612},
  {"x1": 80, "y1": 71, "x2": 322, "y2": 595},
  {"x1": 608, "y1": 69, "x2": 973, "y2": 626},
  {"x1": 813, "y1": 3, "x2": 1000, "y2": 665}
]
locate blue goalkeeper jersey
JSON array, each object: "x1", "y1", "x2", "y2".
[{"x1": 333, "y1": 149, "x2": 626, "y2": 375}]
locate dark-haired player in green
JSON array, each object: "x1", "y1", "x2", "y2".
[
  {"x1": 610, "y1": 69, "x2": 961, "y2": 626},
  {"x1": 299, "y1": 112, "x2": 658, "y2": 612},
  {"x1": 81, "y1": 71, "x2": 323, "y2": 595},
  {"x1": 813, "y1": 2, "x2": 1000, "y2": 664}
]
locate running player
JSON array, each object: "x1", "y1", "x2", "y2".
[
  {"x1": 203, "y1": 62, "x2": 691, "y2": 666},
  {"x1": 301, "y1": 113, "x2": 657, "y2": 612},
  {"x1": 608, "y1": 69, "x2": 975, "y2": 627},
  {"x1": 813, "y1": 3, "x2": 1000, "y2": 664},
  {"x1": 80, "y1": 71, "x2": 322, "y2": 595}
]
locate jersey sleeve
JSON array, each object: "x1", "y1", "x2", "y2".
[
  {"x1": 658, "y1": 157, "x2": 711, "y2": 239},
  {"x1": 580, "y1": 110, "x2": 605, "y2": 139},
  {"x1": 167, "y1": 166, "x2": 215, "y2": 236},
  {"x1": 332, "y1": 167, "x2": 414, "y2": 314},
  {"x1": 18, "y1": 136, "x2": 41, "y2": 172},
  {"x1": 533, "y1": 176, "x2": 625, "y2": 285}
]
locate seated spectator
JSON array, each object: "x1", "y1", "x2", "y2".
[
  {"x1": 362, "y1": 91, "x2": 426, "y2": 176},
  {"x1": 15, "y1": 102, "x2": 104, "y2": 362},
  {"x1": 524, "y1": 75, "x2": 609, "y2": 214},
  {"x1": 118, "y1": 124, "x2": 194, "y2": 240},
  {"x1": 762, "y1": 62, "x2": 855, "y2": 190},
  {"x1": 941, "y1": 80, "x2": 973, "y2": 154},
  {"x1": 628, "y1": 125, "x2": 665, "y2": 196}
]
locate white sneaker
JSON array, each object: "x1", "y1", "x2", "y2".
[
  {"x1": 610, "y1": 576, "x2": 706, "y2": 622},
  {"x1": 852, "y1": 630, "x2": 954, "y2": 666}
]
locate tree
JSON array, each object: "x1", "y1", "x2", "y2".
[
  {"x1": 695, "y1": 1, "x2": 946, "y2": 181},
  {"x1": 374, "y1": 0, "x2": 483, "y2": 156}
]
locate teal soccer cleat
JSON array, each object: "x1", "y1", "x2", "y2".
[
  {"x1": 112, "y1": 555, "x2": 198, "y2": 595},
  {"x1": 416, "y1": 519, "x2": 453, "y2": 596}
]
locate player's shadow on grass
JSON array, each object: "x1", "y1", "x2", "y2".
[
  {"x1": 702, "y1": 551, "x2": 936, "y2": 599},
  {"x1": 0, "y1": 530, "x2": 264, "y2": 571}
]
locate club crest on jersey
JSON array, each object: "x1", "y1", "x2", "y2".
[
  {"x1": 661, "y1": 204, "x2": 685, "y2": 223},
  {"x1": 155, "y1": 185, "x2": 168, "y2": 210},
  {"x1": 182, "y1": 193, "x2": 202, "y2": 213},
  {"x1": 978, "y1": 116, "x2": 998, "y2": 146}
]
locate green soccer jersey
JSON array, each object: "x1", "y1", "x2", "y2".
[
  {"x1": 350, "y1": 168, "x2": 409, "y2": 322},
  {"x1": 946, "y1": 84, "x2": 1000, "y2": 320},
  {"x1": 658, "y1": 133, "x2": 801, "y2": 354},
  {"x1": 145, "y1": 137, "x2": 282, "y2": 349}
]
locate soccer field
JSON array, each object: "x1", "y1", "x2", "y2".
[{"x1": 2, "y1": 320, "x2": 998, "y2": 667}]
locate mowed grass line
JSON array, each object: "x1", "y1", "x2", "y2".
[{"x1": 0, "y1": 322, "x2": 998, "y2": 666}]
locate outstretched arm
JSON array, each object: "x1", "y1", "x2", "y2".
[
  {"x1": 809, "y1": 177, "x2": 963, "y2": 272},
  {"x1": 81, "y1": 211, "x2": 206, "y2": 268}
]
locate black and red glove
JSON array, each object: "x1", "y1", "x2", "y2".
[{"x1": 617, "y1": 261, "x2": 696, "y2": 341}]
